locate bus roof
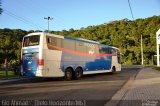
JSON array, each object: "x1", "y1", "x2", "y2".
[{"x1": 24, "y1": 32, "x2": 44, "y2": 37}]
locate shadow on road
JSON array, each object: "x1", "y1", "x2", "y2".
[{"x1": 0, "y1": 68, "x2": 141, "y2": 86}]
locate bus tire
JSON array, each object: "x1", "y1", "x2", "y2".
[
  {"x1": 111, "y1": 66, "x2": 116, "y2": 73},
  {"x1": 74, "y1": 67, "x2": 83, "y2": 80},
  {"x1": 65, "y1": 68, "x2": 73, "y2": 81}
]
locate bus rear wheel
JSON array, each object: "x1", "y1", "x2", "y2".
[
  {"x1": 65, "y1": 68, "x2": 73, "y2": 81},
  {"x1": 74, "y1": 68, "x2": 83, "y2": 80}
]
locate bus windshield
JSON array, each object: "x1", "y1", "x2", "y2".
[{"x1": 23, "y1": 35, "x2": 40, "y2": 47}]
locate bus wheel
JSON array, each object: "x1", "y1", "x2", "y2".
[
  {"x1": 65, "y1": 68, "x2": 73, "y2": 81},
  {"x1": 74, "y1": 68, "x2": 83, "y2": 80},
  {"x1": 111, "y1": 66, "x2": 116, "y2": 73}
]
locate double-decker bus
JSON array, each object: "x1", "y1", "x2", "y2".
[{"x1": 21, "y1": 32, "x2": 121, "y2": 80}]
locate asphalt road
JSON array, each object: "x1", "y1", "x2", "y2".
[{"x1": 0, "y1": 68, "x2": 140, "y2": 106}]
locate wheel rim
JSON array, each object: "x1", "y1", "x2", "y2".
[
  {"x1": 76, "y1": 71, "x2": 81, "y2": 78},
  {"x1": 66, "y1": 71, "x2": 71, "y2": 78},
  {"x1": 65, "y1": 69, "x2": 72, "y2": 80},
  {"x1": 75, "y1": 68, "x2": 82, "y2": 79}
]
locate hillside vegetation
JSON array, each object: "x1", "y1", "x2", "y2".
[{"x1": 0, "y1": 16, "x2": 160, "y2": 65}]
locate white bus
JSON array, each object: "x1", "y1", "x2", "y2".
[{"x1": 21, "y1": 32, "x2": 121, "y2": 80}]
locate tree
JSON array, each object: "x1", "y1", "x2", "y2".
[
  {"x1": 0, "y1": 29, "x2": 27, "y2": 65},
  {"x1": 0, "y1": 15, "x2": 160, "y2": 65}
]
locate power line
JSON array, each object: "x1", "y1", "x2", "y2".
[
  {"x1": 23, "y1": 0, "x2": 70, "y2": 30},
  {"x1": 17, "y1": 0, "x2": 67, "y2": 30},
  {"x1": 4, "y1": 11, "x2": 37, "y2": 29},
  {"x1": 3, "y1": 9, "x2": 46, "y2": 30},
  {"x1": 127, "y1": 0, "x2": 135, "y2": 21},
  {"x1": 3, "y1": 0, "x2": 68, "y2": 31},
  {"x1": 127, "y1": 0, "x2": 144, "y2": 66},
  {"x1": 2, "y1": 0, "x2": 45, "y2": 30}
]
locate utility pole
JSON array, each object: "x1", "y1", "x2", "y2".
[
  {"x1": 5, "y1": 58, "x2": 8, "y2": 80},
  {"x1": 156, "y1": 29, "x2": 160, "y2": 66},
  {"x1": 44, "y1": 17, "x2": 53, "y2": 32},
  {"x1": 141, "y1": 34, "x2": 144, "y2": 65},
  {"x1": 128, "y1": 0, "x2": 144, "y2": 66}
]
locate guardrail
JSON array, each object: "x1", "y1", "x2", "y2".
[
  {"x1": 122, "y1": 65, "x2": 156, "y2": 68},
  {"x1": 0, "y1": 66, "x2": 21, "y2": 80}
]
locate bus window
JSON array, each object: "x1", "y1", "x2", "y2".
[
  {"x1": 47, "y1": 37, "x2": 56, "y2": 45},
  {"x1": 76, "y1": 42, "x2": 87, "y2": 53},
  {"x1": 47, "y1": 37, "x2": 52, "y2": 43},
  {"x1": 23, "y1": 35, "x2": 40, "y2": 47},
  {"x1": 99, "y1": 46, "x2": 110, "y2": 54},
  {"x1": 111, "y1": 48, "x2": 116, "y2": 56},
  {"x1": 63, "y1": 39, "x2": 75, "y2": 50},
  {"x1": 117, "y1": 50, "x2": 121, "y2": 64},
  {"x1": 99, "y1": 47, "x2": 105, "y2": 54},
  {"x1": 47, "y1": 36, "x2": 62, "y2": 50}
]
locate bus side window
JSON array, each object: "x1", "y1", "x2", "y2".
[
  {"x1": 56, "y1": 38, "x2": 61, "y2": 47},
  {"x1": 99, "y1": 47, "x2": 104, "y2": 54},
  {"x1": 49, "y1": 37, "x2": 56, "y2": 45},
  {"x1": 76, "y1": 42, "x2": 87, "y2": 53},
  {"x1": 47, "y1": 37, "x2": 51, "y2": 43},
  {"x1": 111, "y1": 48, "x2": 116, "y2": 56},
  {"x1": 106, "y1": 47, "x2": 111, "y2": 54},
  {"x1": 99, "y1": 46, "x2": 107, "y2": 54},
  {"x1": 117, "y1": 50, "x2": 121, "y2": 64},
  {"x1": 47, "y1": 36, "x2": 61, "y2": 50},
  {"x1": 63, "y1": 39, "x2": 75, "y2": 50}
]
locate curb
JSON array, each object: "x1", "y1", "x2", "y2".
[
  {"x1": 0, "y1": 77, "x2": 29, "y2": 85},
  {"x1": 104, "y1": 68, "x2": 140, "y2": 106},
  {"x1": 0, "y1": 78, "x2": 21, "y2": 84}
]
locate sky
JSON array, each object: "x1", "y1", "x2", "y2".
[{"x1": 0, "y1": 0, "x2": 160, "y2": 31}]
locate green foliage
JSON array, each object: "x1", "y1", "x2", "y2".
[
  {"x1": 53, "y1": 16, "x2": 160, "y2": 65},
  {"x1": 0, "y1": 29, "x2": 27, "y2": 64},
  {"x1": 0, "y1": 16, "x2": 160, "y2": 65}
]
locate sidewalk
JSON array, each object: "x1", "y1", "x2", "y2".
[
  {"x1": 119, "y1": 67, "x2": 160, "y2": 106},
  {"x1": 105, "y1": 67, "x2": 160, "y2": 106}
]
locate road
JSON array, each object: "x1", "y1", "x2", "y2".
[{"x1": 0, "y1": 68, "x2": 140, "y2": 106}]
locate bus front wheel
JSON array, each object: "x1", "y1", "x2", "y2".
[
  {"x1": 111, "y1": 66, "x2": 116, "y2": 73},
  {"x1": 74, "y1": 68, "x2": 83, "y2": 80},
  {"x1": 65, "y1": 68, "x2": 73, "y2": 81}
]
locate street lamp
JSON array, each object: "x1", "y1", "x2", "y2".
[{"x1": 44, "y1": 17, "x2": 53, "y2": 32}]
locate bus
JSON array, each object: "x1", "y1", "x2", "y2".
[{"x1": 21, "y1": 32, "x2": 121, "y2": 80}]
